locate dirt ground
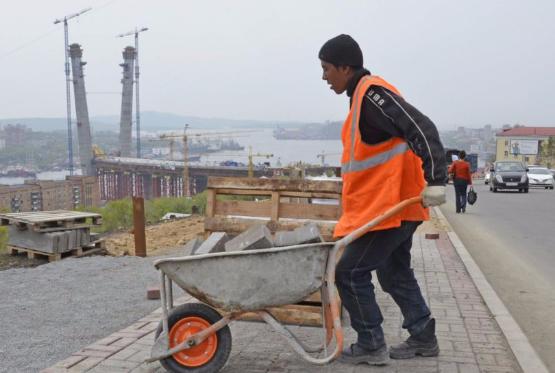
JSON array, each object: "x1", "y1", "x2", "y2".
[
  {"x1": 0, "y1": 213, "x2": 447, "y2": 269},
  {"x1": 104, "y1": 215, "x2": 205, "y2": 256}
]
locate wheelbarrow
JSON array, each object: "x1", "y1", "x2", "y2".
[{"x1": 147, "y1": 196, "x2": 422, "y2": 372}]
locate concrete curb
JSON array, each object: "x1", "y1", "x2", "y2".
[{"x1": 433, "y1": 207, "x2": 549, "y2": 373}]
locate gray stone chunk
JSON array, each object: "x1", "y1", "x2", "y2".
[
  {"x1": 8, "y1": 226, "x2": 60, "y2": 253},
  {"x1": 183, "y1": 237, "x2": 203, "y2": 256},
  {"x1": 274, "y1": 223, "x2": 323, "y2": 247},
  {"x1": 194, "y1": 232, "x2": 229, "y2": 255},
  {"x1": 224, "y1": 224, "x2": 274, "y2": 252}
]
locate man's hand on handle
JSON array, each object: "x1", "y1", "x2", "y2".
[{"x1": 421, "y1": 185, "x2": 446, "y2": 207}]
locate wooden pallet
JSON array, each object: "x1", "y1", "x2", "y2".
[
  {"x1": 9, "y1": 240, "x2": 106, "y2": 262},
  {"x1": 204, "y1": 177, "x2": 342, "y2": 327},
  {"x1": 218, "y1": 292, "x2": 335, "y2": 327},
  {"x1": 0, "y1": 210, "x2": 102, "y2": 232}
]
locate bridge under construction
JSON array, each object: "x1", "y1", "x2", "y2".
[{"x1": 95, "y1": 156, "x2": 335, "y2": 201}]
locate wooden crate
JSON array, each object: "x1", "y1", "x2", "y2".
[
  {"x1": 204, "y1": 176, "x2": 342, "y2": 326},
  {"x1": 205, "y1": 177, "x2": 341, "y2": 240}
]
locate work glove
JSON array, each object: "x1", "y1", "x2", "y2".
[{"x1": 421, "y1": 185, "x2": 446, "y2": 207}]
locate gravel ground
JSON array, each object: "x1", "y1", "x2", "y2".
[{"x1": 0, "y1": 251, "x2": 184, "y2": 373}]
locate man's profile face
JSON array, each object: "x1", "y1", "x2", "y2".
[{"x1": 321, "y1": 60, "x2": 350, "y2": 94}]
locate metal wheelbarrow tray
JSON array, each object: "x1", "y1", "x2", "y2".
[
  {"x1": 147, "y1": 196, "x2": 422, "y2": 372},
  {"x1": 154, "y1": 242, "x2": 335, "y2": 312}
]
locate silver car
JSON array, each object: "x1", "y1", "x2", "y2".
[{"x1": 527, "y1": 167, "x2": 554, "y2": 190}]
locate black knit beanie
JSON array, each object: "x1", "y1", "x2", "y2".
[{"x1": 318, "y1": 34, "x2": 363, "y2": 68}]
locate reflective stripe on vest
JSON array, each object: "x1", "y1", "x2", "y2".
[
  {"x1": 342, "y1": 142, "x2": 409, "y2": 173},
  {"x1": 342, "y1": 76, "x2": 409, "y2": 174},
  {"x1": 334, "y1": 75, "x2": 428, "y2": 237}
]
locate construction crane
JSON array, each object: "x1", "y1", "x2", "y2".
[
  {"x1": 247, "y1": 146, "x2": 273, "y2": 177},
  {"x1": 316, "y1": 150, "x2": 341, "y2": 166},
  {"x1": 152, "y1": 136, "x2": 178, "y2": 160},
  {"x1": 159, "y1": 125, "x2": 256, "y2": 197},
  {"x1": 198, "y1": 147, "x2": 273, "y2": 177}
]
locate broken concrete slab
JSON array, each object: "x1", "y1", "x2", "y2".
[
  {"x1": 183, "y1": 237, "x2": 203, "y2": 256},
  {"x1": 274, "y1": 223, "x2": 323, "y2": 247},
  {"x1": 224, "y1": 224, "x2": 274, "y2": 252},
  {"x1": 194, "y1": 232, "x2": 229, "y2": 255}
]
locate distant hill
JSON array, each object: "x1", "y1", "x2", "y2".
[{"x1": 0, "y1": 111, "x2": 307, "y2": 132}]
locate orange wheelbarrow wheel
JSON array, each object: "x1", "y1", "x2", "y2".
[{"x1": 155, "y1": 303, "x2": 232, "y2": 372}]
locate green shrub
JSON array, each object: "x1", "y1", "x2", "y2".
[
  {"x1": 0, "y1": 226, "x2": 7, "y2": 253},
  {"x1": 77, "y1": 192, "x2": 208, "y2": 233}
]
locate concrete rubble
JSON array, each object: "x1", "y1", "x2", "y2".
[
  {"x1": 193, "y1": 232, "x2": 229, "y2": 255},
  {"x1": 224, "y1": 224, "x2": 274, "y2": 252},
  {"x1": 274, "y1": 222, "x2": 323, "y2": 247},
  {"x1": 182, "y1": 237, "x2": 203, "y2": 256}
]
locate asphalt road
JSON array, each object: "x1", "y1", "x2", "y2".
[{"x1": 440, "y1": 181, "x2": 555, "y2": 371}]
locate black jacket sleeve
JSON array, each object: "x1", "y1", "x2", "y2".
[{"x1": 359, "y1": 86, "x2": 447, "y2": 186}]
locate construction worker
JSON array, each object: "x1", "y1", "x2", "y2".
[
  {"x1": 448, "y1": 150, "x2": 473, "y2": 213},
  {"x1": 318, "y1": 34, "x2": 447, "y2": 365}
]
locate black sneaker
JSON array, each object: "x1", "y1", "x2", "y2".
[
  {"x1": 338, "y1": 343, "x2": 389, "y2": 365},
  {"x1": 389, "y1": 318, "x2": 440, "y2": 359}
]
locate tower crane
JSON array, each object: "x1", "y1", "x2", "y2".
[
  {"x1": 247, "y1": 146, "x2": 273, "y2": 178},
  {"x1": 153, "y1": 136, "x2": 178, "y2": 160},
  {"x1": 159, "y1": 125, "x2": 256, "y2": 197},
  {"x1": 198, "y1": 147, "x2": 273, "y2": 178},
  {"x1": 316, "y1": 150, "x2": 341, "y2": 166}
]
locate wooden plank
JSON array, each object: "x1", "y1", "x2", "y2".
[
  {"x1": 9, "y1": 244, "x2": 106, "y2": 262},
  {"x1": 279, "y1": 202, "x2": 340, "y2": 221},
  {"x1": 204, "y1": 216, "x2": 336, "y2": 241},
  {"x1": 221, "y1": 304, "x2": 323, "y2": 327},
  {"x1": 35, "y1": 224, "x2": 92, "y2": 232},
  {"x1": 212, "y1": 188, "x2": 273, "y2": 196},
  {"x1": 206, "y1": 189, "x2": 216, "y2": 218},
  {"x1": 279, "y1": 191, "x2": 341, "y2": 199},
  {"x1": 214, "y1": 188, "x2": 340, "y2": 199},
  {"x1": 0, "y1": 210, "x2": 101, "y2": 225},
  {"x1": 270, "y1": 192, "x2": 280, "y2": 221},
  {"x1": 214, "y1": 200, "x2": 272, "y2": 218},
  {"x1": 207, "y1": 177, "x2": 341, "y2": 193}
]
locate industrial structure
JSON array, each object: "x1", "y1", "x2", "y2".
[
  {"x1": 117, "y1": 27, "x2": 149, "y2": 158},
  {"x1": 118, "y1": 46, "x2": 136, "y2": 157},
  {"x1": 54, "y1": 7, "x2": 92, "y2": 175},
  {"x1": 69, "y1": 44, "x2": 94, "y2": 176}
]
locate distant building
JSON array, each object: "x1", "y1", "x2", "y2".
[
  {"x1": 495, "y1": 126, "x2": 555, "y2": 164},
  {"x1": 2, "y1": 124, "x2": 28, "y2": 145},
  {"x1": 0, "y1": 176, "x2": 99, "y2": 212}
]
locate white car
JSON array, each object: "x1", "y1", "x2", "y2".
[
  {"x1": 527, "y1": 167, "x2": 554, "y2": 189},
  {"x1": 484, "y1": 172, "x2": 491, "y2": 184}
]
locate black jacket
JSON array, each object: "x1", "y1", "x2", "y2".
[{"x1": 346, "y1": 69, "x2": 447, "y2": 186}]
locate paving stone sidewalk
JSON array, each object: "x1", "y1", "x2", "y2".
[{"x1": 43, "y1": 232, "x2": 522, "y2": 373}]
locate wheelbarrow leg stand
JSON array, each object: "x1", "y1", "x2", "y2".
[{"x1": 256, "y1": 242, "x2": 345, "y2": 365}]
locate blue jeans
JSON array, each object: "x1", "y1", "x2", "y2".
[
  {"x1": 335, "y1": 221, "x2": 431, "y2": 350},
  {"x1": 454, "y1": 179, "x2": 468, "y2": 212}
]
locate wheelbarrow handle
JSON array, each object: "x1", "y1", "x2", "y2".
[{"x1": 336, "y1": 196, "x2": 423, "y2": 248}]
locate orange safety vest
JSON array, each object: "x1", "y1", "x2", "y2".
[{"x1": 334, "y1": 75, "x2": 429, "y2": 238}]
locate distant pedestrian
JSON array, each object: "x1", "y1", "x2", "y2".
[{"x1": 449, "y1": 150, "x2": 472, "y2": 213}]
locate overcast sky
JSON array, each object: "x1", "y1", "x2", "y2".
[{"x1": 0, "y1": 0, "x2": 554, "y2": 129}]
